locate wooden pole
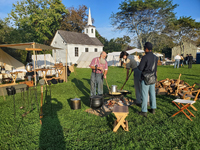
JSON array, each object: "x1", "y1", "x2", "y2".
[
  {"x1": 33, "y1": 43, "x2": 37, "y2": 86},
  {"x1": 120, "y1": 69, "x2": 133, "y2": 90},
  {"x1": 36, "y1": 51, "x2": 37, "y2": 68},
  {"x1": 65, "y1": 49, "x2": 68, "y2": 83},
  {"x1": 44, "y1": 53, "x2": 46, "y2": 68},
  {"x1": 54, "y1": 50, "x2": 56, "y2": 64},
  {"x1": 40, "y1": 85, "x2": 43, "y2": 125}
]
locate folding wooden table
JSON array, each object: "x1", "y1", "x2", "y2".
[{"x1": 113, "y1": 106, "x2": 129, "y2": 132}]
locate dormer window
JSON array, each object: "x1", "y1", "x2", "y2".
[
  {"x1": 86, "y1": 29, "x2": 88, "y2": 33},
  {"x1": 91, "y1": 29, "x2": 93, "y2": 33}
]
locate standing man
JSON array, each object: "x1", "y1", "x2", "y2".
[
  {"x1": 188, "y1": 54, "x2": 193, "y2": 68},
  {"x1": 89, "y1": 51, "x2": 108, "y2": 96},
  {"x1": 174, "y1": 54, "x2": 181, "y2": 68},
  {"x1": 180, "y1": 54, "x2": 184, "y2": 67},
  {"x1": 138, "y1": 42, "x2": 158, "y2": 117},
  {"x1": 185, "y1": 54, "x2": 189, "y2": 65},
  {"x1": 120, "y1": 51, "x2": 142, "y2": 105}
]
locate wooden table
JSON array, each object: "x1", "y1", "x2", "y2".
[
  {"x1": 35, "y1": 68, "x2": 53, "y2": 84},
  {"x1": 10, "y1": 71, "x2": 23, "y2": 84},
  {"x1": 113, "y1": 106, "x2": 129, "y2": 132}
]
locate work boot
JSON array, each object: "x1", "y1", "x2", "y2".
[
  {"x1": 148, "y1": 109, "x2": 155, "y2": 114},
  {"x1": 138, "y1": 112, "x2": 147, "y2": 117}
]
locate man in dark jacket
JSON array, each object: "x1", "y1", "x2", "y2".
[
  {"x1": 188, "y1": 54, "x2": 193, "y2": 68},
  {"x1": 138, "y1": 42, "x2": 158, "y2": 117}
]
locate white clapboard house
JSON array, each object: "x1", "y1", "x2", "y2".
[{"x1": 51, "y1": 8, "x2": 104, "y2": 65}]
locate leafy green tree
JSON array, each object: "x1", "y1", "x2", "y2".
[
  {"x1": 110, "y1": 0, "x2": 177, "y2": 49},
  {"x1": 8, "y1": 0, "x2": 68, "y2": 44},
  {"x1": 164, "y1": 16, "x2": 200, "y2": 53},
  {"x1": 60, "y1": 5, "x2": 88, "y2": 33},
  {"x1": 164, "y1": 16, "x2": 200, "y2": 44}
]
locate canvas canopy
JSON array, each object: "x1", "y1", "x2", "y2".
[
  {"x1": 127, "y1": 48, "x2": 144, "y2": 54},
  {"x1": 77, "y1": 52, "x2": 101, "y2": 68},
  {"x1": 32, "y1": 54, "x2": 55, "y2": 68},
  {"x1": 154, "y1": 53, "x2": 163, "y2": 57},
  {"x1": 0, "y1": 48, "x2": 25, "y2": 80},
  {"x1": 107, "y1": 52, "x2": 121, "y2": 66}
]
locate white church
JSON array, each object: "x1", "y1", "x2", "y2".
[{"x1": 51, "y1": 8, "x2": 104, "y2": 65}]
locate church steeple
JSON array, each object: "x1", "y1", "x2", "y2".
[
  {"x1": 87, "y1": 8, "x2": 92, "y2": 26},
  {"x1": 84, "y1": 8, "x2": 96, "y2": 38}
]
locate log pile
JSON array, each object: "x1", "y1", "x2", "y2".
[{"x1": 155, "y1": 77, "x2": 196, "y2": 97}]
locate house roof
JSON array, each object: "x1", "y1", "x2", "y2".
[{"x1": 57, "y1": 30, "x2": 103, "y2": 46}]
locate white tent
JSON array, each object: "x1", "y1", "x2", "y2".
[
  {"x1": 154, "y1": 53, "x2": 163, "y2": 57},
  {"x1": 32, "y1": 54, "x2": 56, "y2": 76},
  {"x1": 32, "y1": 54, "x2": 55, "y2": 68},
  {"x1": 0, "y1": 48, "x2": 25, "y2": 80},
  {"x1": 126, "y1": 48, "x2": 144, "y2": 54},
  {"x1": 77, "y1": 52, "x2": 101, "y2": 68}
]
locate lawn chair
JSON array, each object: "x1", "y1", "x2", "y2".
[
  {"x1": 172, "y1": 99, "x2": 196, "y2": 121},
  {"x1": 178, "y1": 89, "x2": 200, "y2": 111}
]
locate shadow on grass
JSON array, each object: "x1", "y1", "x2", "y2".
[
  {"x1": 71, "y1": 78, "x2": 90, "y2": 107},
  {"x1": 39, "y1": 86, "x2": 66, "y2": 150}
]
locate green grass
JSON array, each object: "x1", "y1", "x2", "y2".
[{"x1": 0, "y1": 64, "x2": 200, "y2": 149}]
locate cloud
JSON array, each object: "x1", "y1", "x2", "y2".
[
  {"x1": 0, "y1": 0, "x2": 19, "y2": 6},
  {"x1": 97, "y1": 26, "x2": 131, "y2": 40},
  {"x1": 195, "y1": 18, "x2": 200, "y2": 22},
  {"x1": 0, "y1": 12, "x2": 9, "y2": 20}
]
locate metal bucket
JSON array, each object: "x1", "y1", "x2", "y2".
[
  {"x1": 71, "y1": 98, "x2": 81, "y2": 110},
  {"x1": 111, "y1": 85, "x2": 117, "y2": 93}
]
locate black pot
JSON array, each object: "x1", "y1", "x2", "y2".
[
  {"x1": 6, "y1": 86, "x2": 16, "y2": 96},
  {"x1": 90, "y1": 95, "x2": 104, "y2": 109},
  {"x1": 58, "y1": 79, "x2": 64, "y2": 83}
]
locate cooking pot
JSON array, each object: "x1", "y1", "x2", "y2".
[
  {"x1": 71, "y1": 98, "x2": 81, "y2": 110},
  {"x1": 26, "y1": 65, "x2": 32, "y2": 72},
  {"x1": 111, "y1": 85, "x2": 117, "y2": 93},
  {"x1": 6, "y1": 86, "x2": 16, "y2": 96},
  {"x1": 90, "y1": 95, "x2": 104, "y2": 109}
]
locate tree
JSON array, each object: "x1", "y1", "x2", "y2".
[
  {"x1": 115, "y1": 35, "x2": 131, "y2": 50},
  {"x1": 164, "y1": 16, "x2": 200, "y2": 44},
  {"x1": 8, "y1": 0, "x2": 68, "y2": 44},
  {"x1": 110, "y1": 0, "x2": 177, "y2": 49},
  {"x1": 60, "y1": 5, "x2": 89, "y2": 33}
]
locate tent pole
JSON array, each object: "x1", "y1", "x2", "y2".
[
  {"x1": 36, "y1": 51, "x2": 37, "y2": 68},
  {"x1": 54, "y1": 50, "x2": 56, "y2": 64},
  {"x1": 44, "y1": 52, "x2": 46, "y2": 68},
  {"x1": 65, "y1": 48, "x2": 68, "y2": 83},
  {"x1": 33, "y1": 51, "x2": 36, "y2": 86}
]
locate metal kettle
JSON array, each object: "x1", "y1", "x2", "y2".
[{"x1": 26, "y1": 65, "x2": 32, "y2": 71}]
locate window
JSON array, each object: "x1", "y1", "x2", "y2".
[
  {"x1": 91, "y1": 29, "x2": 93, "y2": 33},
  {"x1": 95, "y1": 48, "x2": 97, "y2": 52},
  {"x1": 86, "y1": 29, "x2": 88, "y2": 33},
  {"x1": 75, "y1": 47, "x2": 78, "y2": 57},
  {"x1": 85, "y1": 48, "x2": 88, "y2": 52}
]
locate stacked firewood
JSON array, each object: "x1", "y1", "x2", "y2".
[
  {"x1": 155, "y1": 78, "x2": 195, "y2": 96},
  {"x1": 105, "y1": 97, "x2": 134, "y2": 109}
]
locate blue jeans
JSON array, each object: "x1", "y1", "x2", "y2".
[
  {"x1": 141, "y1": 80, "x2": 156, "y2": 112},
  {"x1": 134, "y1": 68, "x2": 142, "y2": 104},
  {"x1": 174, "y1": 59, "x2": 180, "y2": 68},
  {"x1": 90, "y1": 72, "x2": 103, "y2": 96}
]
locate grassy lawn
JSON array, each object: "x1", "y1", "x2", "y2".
[{"x1": 0, "y1": 64, "x2": 200, "y2": 149}]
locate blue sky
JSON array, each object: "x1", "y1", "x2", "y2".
[{"x1": 0, "y1": 0, "x2": 200, "y2": 41}]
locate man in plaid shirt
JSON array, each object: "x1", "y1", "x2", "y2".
[{"x1": 89, "y1": 51, "x2": 108, "y2": 96}]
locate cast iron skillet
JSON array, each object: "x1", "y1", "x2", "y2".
[
  {"x1": 117, "y1": 90, "x2": 130, "y2": 95},
  {"x1": 108, "y1": 91, "x2": 122, "y2": 96}
]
